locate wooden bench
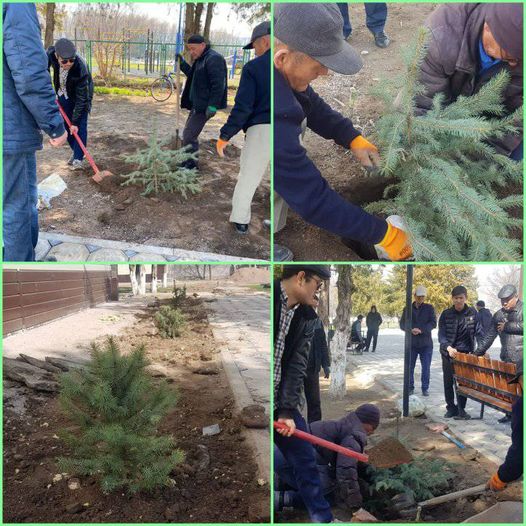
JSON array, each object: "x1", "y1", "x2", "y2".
[{"x1": 453, "y1": 353, "x2": 520, "y2": 419}]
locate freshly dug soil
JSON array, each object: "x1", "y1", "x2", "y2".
[
  {"x1": 367, "y1": 436, "x2": 413, "y2": 469},
  {"x1": 3, "y1": 296, "x2": 269, "y2": 523}
]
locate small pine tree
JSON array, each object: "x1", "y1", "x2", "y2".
[
  {"x1": 368, "y1": 28, "x2": 523, "y2": 261},
  {"x1": 57, "y1": 337, "x2": 183, "y2": 494},
  {"x1": 171, "y1": 282, "x2": 187, "y2": 308},
  {"x1": 121, "y1": 121, "x2": 201, "y2": 198},
  {"x1": 155, "y1": 305, "x2": 185, "y2": 338}
]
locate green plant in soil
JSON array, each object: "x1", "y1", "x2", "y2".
[
  {"x1": 369, "y1": 27, "x2": 522, "y2": 261},
  {"x1": 155, "y1": 305, "x2": 185, "y2": 338},
  {"x1": 57, "y1": 337, "x2": 183, "y2": 494},
  {"x1": 171, "y1": 282, "x2": 187, "y2": 308},
  {"x1": 121, "y1": 120, "x2": 201, "y2": 198}
]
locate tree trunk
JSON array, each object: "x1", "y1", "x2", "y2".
[
  {"x1": 203, "y1": 3, "x2": 214, "y2": 41},
  {"x1": 151, "y1": 265, "x2": 158, "y2": 294},
  {"x1": 138, "y1": 266, "x2": 147, "y2": 295},
  {"x1": 329, "y1": 267, "x2": 354, "y2": 400},
  {"x1": 317, "y1": 285, "x2": 330, "y2": 329},
  {"x1": 129, "y1": 265, "x2": 139, "y2": 296},
  {"x1": 44, "y1": 3, "x2": 56, "y2": 50}
]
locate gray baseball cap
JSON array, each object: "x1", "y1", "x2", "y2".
[
  {"x1": 243, "y1": 21, "x2": 270, "y2": 50},
  {"x1": 274, "y1": 3, "x2": 363, "y2": 75}
]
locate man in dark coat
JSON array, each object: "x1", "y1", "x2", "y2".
[
  {"x1": 365, "y1": 305, "x2": 383, "y2": 352},
  {"x1": 216, "y1": 21, "x2": 270, "y2": 234},
  {"x1": 488, "y1": 360, "x2": 523, "y2": 491},
  {"x1": 438, "y1": 285, "x2": 479, "y2": 419},
  {"x1": 350, "y1": 315, "x2": 366, "y2": 352},
  {"x1": 400, "y1": 285, "x2": 437, "y2": 397},
  {"x1": 275, "y1": 404, "x2": 380, "y2": 512},
  {"x1": 274, "y1": 265, "x2": 334, "y2": 523},
  {"x1": 475, "y1": 300, "x2": 493, "y2": 341},
  {"x1": 418, "y1": 3, "x2": 523, "y2": 158},
  {"x1": 304, "y1": 317, "x2": 331, "y2": 423},
  {"x1": 3, "y1": 3, "x2": 67, "y2": 262},
  {"x1": 475, "y1": 284, "x2": 523, "y2": 423},
  {"x1": 273, "y1": 3, "x2": 412, "y2": 261},
  {"x1": 47, "y1": 38, "x2": 94, "y2": 170},
  {"x1": 177, "y1": 35, "x2": 227, "y2": 168}
]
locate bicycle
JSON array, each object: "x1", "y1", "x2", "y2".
[{"x1": 150, "y1": 71, "x2": 179, "y2": 102}]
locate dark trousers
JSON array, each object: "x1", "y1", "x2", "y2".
[
  {"x1": 274, "y1": 409, "x2": 333, "y2": 523},
  {"x1": 510, "y1": 141, "x2": 523, "y2": 161},
  {"x1": 337, "y1": 3, "x2": 387, "y2": 38},
  {"x1": 441, "y1": 353, "x2": 467, "y2": 411},
  {"x1": 365, "y1": 328, "x2": 379, "y2": 352},
  {"x1": 304, "y1": 369, "x2": 322, "y2": 423},
  {"x1": 58, "y1": 95, "x2": 88, "y2": 161},
  {"x1": 3, "y1": 152, "x2": 38, "y2": 261},
  {"x1": 182, "y1": 109, "x2": 211, "y2": 168},
  {"x1": 410, "y1": 345, "x2": 433, "y2": 391}
]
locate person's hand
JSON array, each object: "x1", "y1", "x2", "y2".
[
  {"x1": 411, "y1": 328, "x2": 422, "y2": 335},
  {"x1": 69, "y1": 125, "x2": 78, "y2": 136},
  {"x1": 205, "y1": 106, "x2": 217, "y2": 119},
  {"x1": 276, "y1": 418, "x2": 295, "y2": 437},
  {"x1": 49, "y1": 130, "x2": 68, "y2": 147},
  {"x1": 216, "y1": 138, "x2": 229, "y2": 157},
  {"x1": 323, "y1": 366, "x2": 330, "y2": 379},
  {"x1": 175, "y1": 53, "x2": 183, "y2": 63},
  {"x1": 487, "y1": 473, "x2": 507, "y2": 491},
  {"x1": 497, "y1": 321, "x2": 506, "y2": 333},
  {"x1": 484, "y1": 352, "x2": 491, "y2": 359},
  {"x1": 447, "y1": 346, "x2": 458, "y2": 358},
  {"x1": 350, "y1": 135, "x2": 381, "y2": 168},
  {"x1": 378, "y1": 222, "x2": 413, "y2": 261}
]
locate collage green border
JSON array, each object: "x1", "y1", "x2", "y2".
[{"x1": 1, "y1": 0, "x2": 525, "y2": 525}]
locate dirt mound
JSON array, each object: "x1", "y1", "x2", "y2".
[
  {"x1": 367, "y1": 436, "x2": 413, "y2": 469},
  {"x1": 229, "y1": 267, "x2": 270, "y2": 285}
]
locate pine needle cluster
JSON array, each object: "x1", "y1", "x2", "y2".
[
  {"x1": 368, "y1": 28, "x2": 523, "y2": 261},
  {"x1": 155, "y1": 305, "x2": 185, "y2": 338},
  {"x1": 57, "y1": 337, "x2": 183, "y2": 493}
]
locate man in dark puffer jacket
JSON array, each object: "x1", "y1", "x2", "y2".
[
  {"x1": 275, "y1": 404, "x2": 380, "y2": 511},
  {"x1": 438, "y1": 285, "x2": 480, "y2": 420},
  {"x1": 47, "y1": 38, "x2": 94, "y2": 170}
]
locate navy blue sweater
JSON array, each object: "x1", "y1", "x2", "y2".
[
  {"x1": 274, "y1": 68, "x2": 388, "y2": 244},
  {"x1": 220, "y1": 50, "x2": 270, "y2": 140}
]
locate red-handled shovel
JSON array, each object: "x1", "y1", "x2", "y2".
[
  {"x1": 56, "y1": 100, "x2": 113, "y2": 184},
  {"x1": 273, "y1": 421, "x2": 369, "y2": 463}
]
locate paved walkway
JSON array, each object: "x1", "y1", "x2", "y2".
[
  {"x1": 37, "y1": 232, "x2": 261, "y2": 263},
  {"x1": 346, "y1": 329, "x2": 511, "y2": 465}
]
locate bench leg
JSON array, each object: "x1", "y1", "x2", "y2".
[{"x1": 479, "y1": 402, "x2": 485, "y2": 420}]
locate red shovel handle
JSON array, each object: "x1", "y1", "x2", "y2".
[
  {"x1": 273, "y1": 421, "x2": 369, "y2": 463},
  {"x1": 56, "y1": 100, "x2": 99, "y2": 174}
]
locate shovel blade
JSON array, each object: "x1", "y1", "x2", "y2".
[{"x1": 92, "y1": 170, "x2": 114, "y2": 184}]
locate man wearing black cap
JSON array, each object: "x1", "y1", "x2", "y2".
[
  {"x1": 216, "y1": 21, "x2": 270, "y2": 235},
  {"x1": 475, "y1": 284, "x2": 523, "y2": 423},
  {"x1": 274, "y1": 265, "x2": 334, "y2": 522},
  {"x1": 475, "y1": 300, "x2": 493, "y2": 341},
  {"x1": 487, "y1": 359, "x2": 522, "y2": 491},
  {"x1": 275, "y1": 404, "x2": 381, "y2": 513},
  {"x1": 3, "y1": 3, "x2": 68, "y2": 262},
  {"x1": 273, "y1": 3, "x2": 413, "y2": 262},
  {"x1": 438, "y1": 286, "x2": 479, "y2": 419},
  {"x1": 47, "y1": 38, "x2": 94, "y2": 170},
  {"x1": 177, "y1": 35, "x2": 227, "y2": 168},
  {"x1": 418, "y1": 3, "x2": 523, "y2": 158}
]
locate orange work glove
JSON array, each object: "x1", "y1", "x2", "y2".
[
  {"x1": 216, "y1": 138, "x2": 229, "y2": 157},
  {"x1": 350, "y1": 135, "x2": 381, "y2": 168},
  {"x1": 378, "y1": 223, "x2": 413, "y2": 261},
  {"x1": 488, "y1": 473, "x2": 507, "y2": 491}
]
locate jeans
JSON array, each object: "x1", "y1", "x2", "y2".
[
  {"x1": 3, "y1": 152, "x2": 38, "y2": 261},
  {"x1": 58, "y1": 95, "x2": 88, "y2": 161},
  {"x1": 365, "y1": 328, "x2": 379, "y2": 351},
  {"x1": 441, "y1": 352, "x2": 467, "y2": 411},
  {"x1": 409, "y1": 345, "x2": 433, "y2": 391},
  {"x1": 337, "y1": 3, "x2": 387, "y2": 38},
  {"x1": 274, "y1": 409, "x2": 333, "y2": 522}
]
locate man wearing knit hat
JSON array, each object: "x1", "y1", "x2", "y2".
[
  {"x1": 418, "y1": 3, "x2": 523, "y2": 158},
  {"x1": 275, "y1": 404, "x2": 380, "y2": 513},
  {"x1": 176, "y1": 35, "x2": 227, "y2": 168},
  {"x1": 273, "y1": 3, "x2": 413, "y2": 262}
]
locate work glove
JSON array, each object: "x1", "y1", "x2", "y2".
[
  {"x1": 205, "y1": 105, "x2": 217, "y2": 119},
  {"x1": 323, "y1": 366, "x2": 330, "y2": 379},
  {"x1": 378, "y1": 222, "x2": 413, "y2": 261},
  {"x1": 216, "y1": 138, "x2": 229, "y2": 157},
  {"x1": 487, "y1": 473, "x2": 507, "y2": 491},
  {"x1": 175, "y1": 53, "x2": 183, "y2": 63},
  {"x1": 350, "y1": 135, "x2": 381, "y2": 169}
]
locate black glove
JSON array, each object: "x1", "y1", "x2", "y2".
[
  {"x1": 175, "y1": 53, "x2": 183, "y2": 64},
  {"x1": 323, "y1": 366, "x2": 330, "y2": 379}
]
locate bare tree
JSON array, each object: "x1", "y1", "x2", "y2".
[
  {"x1": 184, "y1": 3, "x2": 205, "y2": 45},
  {"x1": 44, "y1": 3, "x2": 56, "y2": 49},
  {"x1": 129, "y1": 264, "x2": 147, "y2": 295},
  {"x1": 151, "y1": 265, "x2": 158, "y2": 294},
  {"x1": 329, "y1": 266, "x2": 354, "y2": 400},
  {"x1": 317, "y1": 284, "x2": 330, "y2": 330},
  {"x1": 203, "y1": 3, "x2": 215, "y2": 42}
]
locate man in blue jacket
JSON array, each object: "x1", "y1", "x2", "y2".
[
  {"x1": 399, "y1": 285, "x2": 437, "y2": 397},
  {"x1": 274, "y1": 3, "x2": 412, "y2": 262},
  {"x1": 216, "y1": 21, "x2": 270, "y2": 235},
  {"x1": 177, "y1": 35, "x2": 227, "y2": 169},
  {"x1": 3, "y1": 3, "x2": 68, "y2": 262}
]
